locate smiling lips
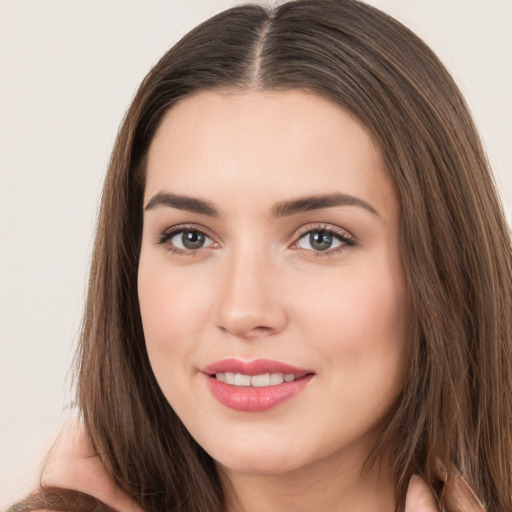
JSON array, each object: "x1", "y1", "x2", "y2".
[{"x1": 203, "y1": 358, "x2": 314, "y2": 412}]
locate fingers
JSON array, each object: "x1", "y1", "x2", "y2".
[
  {"x1": 405, "y1": 475, "x2": 440, "y2": 512},
  {"x1": 405, "y1": 464, "x2": 487, "y2": 512}
]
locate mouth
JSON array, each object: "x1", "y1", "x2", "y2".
[
  {"x1": 202, "y1": 358, "x2": 315, "y2": 412},
  {"x1": 214, "y1": 372, "x2": 300, "y2": 387}
]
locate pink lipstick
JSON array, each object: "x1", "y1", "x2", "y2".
[{"x1": 202, "y1": 358, "x2": 314, "y2": 412}]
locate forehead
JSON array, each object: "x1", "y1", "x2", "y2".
[{"x1": 145, "y1": 89, "x2": 399, "y2": 220}]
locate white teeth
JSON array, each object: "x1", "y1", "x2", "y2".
[
  {"x1": 251, "y1": 373, "x2": 271, "y2": 387},
  {"x1": 215, "y1": 372, "x2": 297, "y2": 387},
  {"x1": 234, "y1": 374, "x2": 251, "y2": 386},
  {"x1": 270, "y1": 373, "x2": 284, "y2": 385}
]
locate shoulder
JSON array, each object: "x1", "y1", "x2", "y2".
[
  {"x1": 7, "y1": 487, "x2": 120, "y2": 512},
  {"x1": 35, "y1": 419, "x2": 144, "y2": 512}
]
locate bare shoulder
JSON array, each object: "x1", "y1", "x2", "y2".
[{"x1": 38, "y1": 418, "x2": 144, "y2": 512}]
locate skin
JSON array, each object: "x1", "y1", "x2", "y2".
[
  {"x1": 40, "y1": 422, "x2": 144, "y2": 512},
  {"x1": 36, "y1": 90, "x2": 482, "y2": 512},
  {"x1": 138, "y1": 89, "x2": 409, "y2": 511},
  {"x1": 39, "y1": 424, "x2": 479, "y2": 512}
]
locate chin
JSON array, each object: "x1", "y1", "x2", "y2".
[
  {"x1": 207, "y1": 440, "x2": 304, "y2": 476},
  {"x1": 217, "y1": 455, "x2": 302, "y2": 477}
]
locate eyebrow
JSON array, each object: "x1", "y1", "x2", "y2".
[
  {"x1": 144, "y1": 191, "x2": 379, "y2": 218},
  {"x1": 145, "y1": 192, "x2": 218, "y2": 216},
  {"x1": 271, "y1": 193, "x2": 379, "y2": 217}
]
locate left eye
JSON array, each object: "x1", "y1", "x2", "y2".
[
  {"x1": 296, "y1": 230, "x2": 349, "y2": 252},
  {"x1": 170, "y1": 230, "x2": 215, "y2": 250}
]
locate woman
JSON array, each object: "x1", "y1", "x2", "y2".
[{"x1": 9, "y1": 0, "x2": 512, "y2": 511}]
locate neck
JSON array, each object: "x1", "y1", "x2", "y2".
[{"x1": 220, "y1": 448, "x2": 396, "y2": 512}]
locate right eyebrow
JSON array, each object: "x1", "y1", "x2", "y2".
[{"x1": 144, "y1": 192, "x2": 219, "y2": 217}]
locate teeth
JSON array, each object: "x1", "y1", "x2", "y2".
[
  {"x1": 215, "y1": 372, "x2": 296, "y2": 387},
  {"x1": 234, "y1": 374, "x2": 251, "y2": 386},
  {"x1": 251, "y1": 373, "x2": 271, "y2": 387},
  {"x1": 270, "y1": 373, "x2": 284, "y2": 385}
]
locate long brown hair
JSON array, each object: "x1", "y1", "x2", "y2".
[{"x1": 71, "y1": 1, "x2": 512, "y2": 510}]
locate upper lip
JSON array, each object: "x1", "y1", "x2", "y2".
[{"x1": 202, "y1": 358, "x2": 313, "y2": 377}]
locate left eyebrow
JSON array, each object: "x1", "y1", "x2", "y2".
[{"x1": 271, "y1": 193, "x2": 379, "y2": 217}]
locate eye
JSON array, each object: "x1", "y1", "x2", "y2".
[
  {"x1": 157, "y1": 226, "x2": 217, "y2": 254},
  {"x1": 294, "y1": 226, "x2": 355, "y2": 254},
  {"x1": 171, "y1": 230, "x2": 214, "y2": 250}
]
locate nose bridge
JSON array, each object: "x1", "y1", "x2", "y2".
[{"x1": 214, "y1": 240, "x2": 287, "y2": 338}]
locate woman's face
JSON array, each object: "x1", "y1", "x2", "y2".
[{"x1": 138, "y1": 90, "x2": 408, "y2": 476}]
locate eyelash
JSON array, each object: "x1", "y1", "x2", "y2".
[
  {"x1": 155, "y1": 223, "x2": 356, "y2": 257},
  {"x1": 156, "y1": 224, "x2": 215, "y2": 256},
  {"x1": 292, "y1": 224, "x2": 356, "y2": 257}
]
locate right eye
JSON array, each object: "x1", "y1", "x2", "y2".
[
  {"x1": 158, "y1": 227, "x2": 217, "y2": 254},
  {"x1": 171, "y1": 230, "x2": 214, "y2": 250}
]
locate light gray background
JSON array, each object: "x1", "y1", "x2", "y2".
[{"x1": 1, "y1": 0, "x2": 511, "y2": 507}]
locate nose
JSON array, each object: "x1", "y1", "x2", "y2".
[{"x1": 213, "y1": 247, "x2": 288, "y2": 339}]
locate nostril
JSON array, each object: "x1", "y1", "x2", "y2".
[
  {"x1": 252, "y1": 325, "x2": 274, "y2": 333},
  {"x1": 245, "y1": 325, "x2": 276, "y2": 338},
  {"x1": 216, "y1": 323, "x2": 276, "y2": 338}
]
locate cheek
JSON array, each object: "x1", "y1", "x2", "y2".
[
  {"x1": 138, "y1": 262, "x2": 209, "y2": 347},
  {"x1": 137, "y1": 268, "x2": 206, "y2": 423},
  {"x1": 293, "y1": 258, "x2": 409, "y2": 386},
  {"x1": 298, "y1": 269, "x2": 408, "y2": 440},
  {"x1": 137, "y1": 259, "x2": 214, "y2": 402},
  {"x1": 302, "y1": 265, "x2": 405, "y2": 333}
]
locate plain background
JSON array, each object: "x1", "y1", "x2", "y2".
[{"x1": 1, "y1": 0, "x2": 511, "y2": 507}]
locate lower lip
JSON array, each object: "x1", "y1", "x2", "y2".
[{"x1": 205, "y1": 374, "x2": 313, "y2": 412}]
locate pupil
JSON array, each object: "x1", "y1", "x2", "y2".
[
  {"x1": 182, "y1": 231, "x2": 205, "y2": 249},
  {"x1": 310, "y1": 232, "x2": 332, "y2": 251}
]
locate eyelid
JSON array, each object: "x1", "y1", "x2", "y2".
[
  {"x1": 290, "y1": 223, "x2": 356, "y2": 254},
  {"x1": 153, "y1": 222, "x2": 355, "y2": 257},
  {"x1": 155, "y1": 223, "x2": 220, "y2": 251},
  {"x1": 293, "y1": 223, "x2": 354, "y2": 239}
]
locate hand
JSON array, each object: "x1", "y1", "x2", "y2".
[
  {"x1": 405, "y1": 475, "x2": 439, "y2": 511},
  {"x1": 405, "y1": 473, "x2": 486, "y2": 512}
]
